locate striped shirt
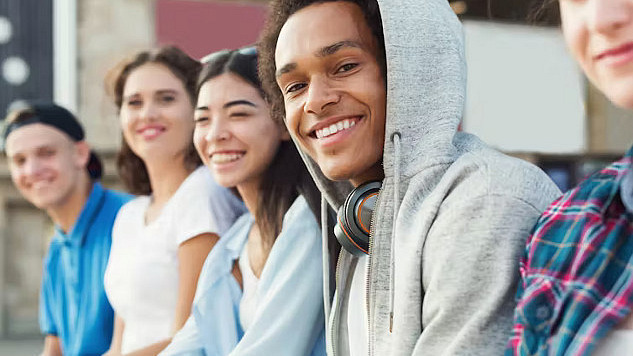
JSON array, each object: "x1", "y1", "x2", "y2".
[{"x1": 506, "y1": 146, "x2": 633, "y2": 356}]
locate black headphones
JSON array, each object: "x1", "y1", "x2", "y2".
[{"x1": 334, "y1": 181, "x2": 382, "y2": 256}]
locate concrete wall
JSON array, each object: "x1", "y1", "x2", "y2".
[{"x1": 78, "y1": 0, "x2": 156, "y2": 152}]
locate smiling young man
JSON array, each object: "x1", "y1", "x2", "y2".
[
  {"x1": 258, "y1": 0, "x2": 561, "y2": 354},
  {"x1": 3, "y1": 102, "x2": 130, "y2": 356}
]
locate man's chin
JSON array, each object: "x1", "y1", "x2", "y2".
[{"x1": 321, "y1": 167, "x2": 356, "y2": 183}]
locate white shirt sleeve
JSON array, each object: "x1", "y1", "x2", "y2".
[{"x1": 170, "y1": 167, "x2": 245, "y2": 246}]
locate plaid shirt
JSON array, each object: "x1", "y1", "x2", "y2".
[{"x1": 506, "y1": 146, "x2": 633, "y2": 356}]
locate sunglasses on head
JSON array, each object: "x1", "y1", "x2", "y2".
[{"x1": 201, "y1": 45, "x2": 257, "y2": 64}]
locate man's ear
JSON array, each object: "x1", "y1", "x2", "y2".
[{"x1": 74, "y1": 141, "x2": 91, "y2": 168}]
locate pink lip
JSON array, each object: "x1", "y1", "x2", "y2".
[
  {"x1": 595, "y1": 42, "x2": 633, "y2": 67},
  {"x1": 136, "y1": 124, "x2": 166, "y2": 140}
]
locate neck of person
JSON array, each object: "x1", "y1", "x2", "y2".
[
  {"x1": 237, "y1": 179, "x2": 268, "y2": 278},
  {"x1": 145, "y1": 154, "x2": 193, "y2": 208},
  {"x1": 47, "y1": 172, "x2": 93, "y2": 234},
  {"x1": 237, "y1": 179, "x2": 260, "y2": 219},
  {"x1": 349, "y1": 163, "x2": 385, "y2": 188}
]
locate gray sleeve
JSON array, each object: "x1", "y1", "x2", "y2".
[{"x1": 413, "y1": 193, "x2": 542, "y2": 355}]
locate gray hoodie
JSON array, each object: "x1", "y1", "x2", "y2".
[{"x1": 294, "y1": 0, "x2": 562, "y2": 355}]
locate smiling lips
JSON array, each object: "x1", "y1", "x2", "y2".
[
  {"x1": 137, "y1": 125, "x2": 166, "y2": 140},
  {"x1": 31, "y1": 179, "x2": 52, "y2": 190},
  {"x1": 211, "y1": 151, "x2": 245, "y2": 164},
  {"x1": 595, "y1": 42, "x2": 633, "y2": 67},
  {"x1": 313, "y1": 117, "x2": 359, "y2": 139}
]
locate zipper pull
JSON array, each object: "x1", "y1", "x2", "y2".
[{"x1": 389, "y1": 312, "x2": 394, "y2": 333}]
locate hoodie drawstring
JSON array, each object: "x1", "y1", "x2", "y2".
[
  {"x1": 389, "y1": 132, "x2": 401, "y2": 333},
  {"x1": 321, "y1": 195, "x2": 331, "y2": 336}
]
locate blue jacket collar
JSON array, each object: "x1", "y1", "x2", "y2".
[{"x1": 224, "y1": 213, "x2": 253, "y2": 259}]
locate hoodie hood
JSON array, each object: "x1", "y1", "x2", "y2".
[{"x1": 296, "y1": 0, "x2": 466, "y2": 209}]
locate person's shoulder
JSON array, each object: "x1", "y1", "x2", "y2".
[
  {"x1": 170, "y1": 167, "x2": 218, "y2": 206},
  {"x1": 43, "y1": 237, "x2": 61, "y2": 265},
  {"x1": 538, "y1": 157, "x2": 626, "y2": 224},
  {"x1": 523, "y1": 157, "x2": 630, "y2": 279},
  {"x1": 440, "y1": 136, "x2": 561, "y2": 208},
  {"x1": 110, "y1": 194, "x2": 147, "y2": 228},
  {"x1": 102, "y1": 186, "x2": 133, "y2": 207},
  {"x1": 224, "y1": 213, "x2": 253, "y2": 239},
  {"x1": 282, "y1": 196, "x2": 317, "y2": 227},
  {"x1": 182, "y1": 166, "x2": 213, "y2": 192}
]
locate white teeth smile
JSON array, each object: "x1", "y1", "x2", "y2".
[
  {"x1": 141, "y1": 128, "x2": 162, "y2": 137},
  {"x1": 315, "y1": 119, "x2": 356, "y2": 139},
  {"x1": 211, "y1": 152, "x2": 244, "y2": 164}
]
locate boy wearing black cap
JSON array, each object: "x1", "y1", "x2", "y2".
[{"x1": 3, "y1": 102, "x2": 131, "y2": 356}]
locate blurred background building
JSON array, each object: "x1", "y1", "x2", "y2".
[{"x1": 0, "y1": 0, "x2": 631, "y2": 352}]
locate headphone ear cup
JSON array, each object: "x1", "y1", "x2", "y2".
[
  {"x1": 333, "y1": 181, "x2": 381, "y2": 256},
  {"x1": 334, "y1": 205, "x2": 369, "y2": 256}
]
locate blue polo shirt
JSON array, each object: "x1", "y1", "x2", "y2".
[{"x1": 39, "y1": 182, "x2": 131, "y2": 356}]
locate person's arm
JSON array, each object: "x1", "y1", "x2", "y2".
[
  {"x1": 158, "y1": 314, "x2": 206, "y2": 356},
  {"x1": 412, "y1": 193, "x2": 547, "y2": 355},
  {"x1": 103, "y1": 315, "x2": 125, "y2": 356},
  {"x1": 124, "y1": 233, "x2": 217, "y2": 356},
  {"x1": 40, "y1": 335, "x2": 62, "y2": 356},
  {"x1": 229, "y1": 206, "x2": 325, "y2": 356}
]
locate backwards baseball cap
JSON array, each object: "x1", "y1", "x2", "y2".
[{"x1": 2, "y1": 102, "x2": 103, "y2": 180}]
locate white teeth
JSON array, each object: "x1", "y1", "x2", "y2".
[
  {"x1": 315, "y1": 118, "x2": 358, "y2": 139},
  {"x1": 143, "y1": 128, "x2": 159, "y2": 136},
  {"x1": 329, "y1": 123, "x2": 338, "y2": 135},
  {"x1": 211, "y1": 152, "x2": 244, "y2": 163}
]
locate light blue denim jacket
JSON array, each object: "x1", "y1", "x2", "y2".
[{"x1": 160, "y1": 196, "x2": 326, "y2": 356}]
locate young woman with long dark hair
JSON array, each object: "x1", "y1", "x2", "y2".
[{"x1": 160, "y1": 47, "x2": 326, "y2": 356}]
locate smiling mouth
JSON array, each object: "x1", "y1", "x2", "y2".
[
  {"x1": 311, "y1": 117, "x2": 361, "y2": 139},
  {"x1": 31, "y1": 180, "x2": 52, "y2": 189},
  {"x1": 138, "y1": 126, "x2": 166, "y2": 139},
  {"x1": 211, "y1": 152, "x2": 245, "y2": 164}
]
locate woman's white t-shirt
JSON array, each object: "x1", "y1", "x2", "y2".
[
  {"x1": 238, "y1": 242, "x2": 260, "y2": 332},
  {"x1": 104, "y1": 167, "x2": 245, "y2": 354}
]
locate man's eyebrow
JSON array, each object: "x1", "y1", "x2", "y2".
[
  {"x1": 276, "y1": 40, "x2": 362, "y2": 78},
  {"x1": 317, "y1": 40, "x2": 362, "y2": 57},
  {"x1": 276, "y1": 63, "x2": 297, "y2": 78}
]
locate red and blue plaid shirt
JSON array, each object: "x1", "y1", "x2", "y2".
[{"x1": 507, "y1": 146, "x2": 633, "y2": 356}]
